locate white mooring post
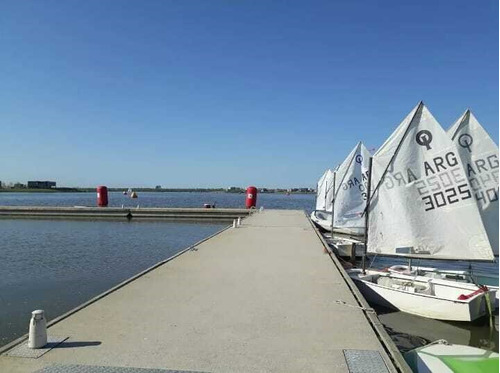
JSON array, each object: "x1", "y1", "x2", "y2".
[
  {"x1": 233, "y1": 219, "x2": 237, "y2": 228},
  {"x1": 237, "y1": 217, "x2": 241, "y2": 226},
  {"x1": 28, "y1": 310, "x2": 47, "y2": 349}
]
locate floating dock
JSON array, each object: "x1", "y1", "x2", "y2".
[
  {"x1": 0, "y1": 206, "x2": 253, "y2": 222},
  {"x1": 0, "y1": 210, "x2": 410, "y2": 372}
]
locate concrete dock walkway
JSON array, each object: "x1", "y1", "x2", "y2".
[{"x1": 0, "y1": 210, "x2": 405, "y2": 372}]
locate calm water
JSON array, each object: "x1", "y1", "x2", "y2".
[{"x1": 0, "y1": 191, "x2": 316, "y2": 211}]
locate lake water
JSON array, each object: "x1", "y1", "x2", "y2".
[
  {"x1": 0, "y1": 191, "x2": 316, "y2": 211},
  {"x1": 0, "y1": 191, "x2": 497, "y2": 356}
]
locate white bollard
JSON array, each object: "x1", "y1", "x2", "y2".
[
  {"x1": 233, "y1": 219, "x2": 237, "y2": 228},
  {"x1": 28, "y1": 310, "x2": 47, "y2": 349},
  {"x1": 237, "y1": 217, "x2": 241, "y2": 226},
  {"x1": 259, "y1": 206, "x2": 264, "y2": 212}
]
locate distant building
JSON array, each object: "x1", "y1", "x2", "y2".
[
  {"x1": 298, "y1": 188, "x2": 311, "y2": 193},
  {"x1": 226, "y1": 187, "x2": 244, "y2": 193},
  {"x1": 27, "y1": 181, "x2": 56, "y2": 189}
]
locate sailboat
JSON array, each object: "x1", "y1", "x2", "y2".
[
  {"x1": 347, "y1": 102, "x2": 496, "y2": 322},
  {"x1": 450, "y1": 109, "x2": 499, "y2": 254},
  {"x1": 387, "y1": 265, "x2": 498, "y2": 309},
  {"x1": 310, "y1": 169, "x2": 334, "y2": 231},
  {"x1": 387, "y1": 110, "x2": 499, "y2": 306},
  {"x1": 310, "y1": 142, "x2": 371, "y2": 237},
  {"x1": 329, "y1": 141, "x2": 371, "y2": 236}
]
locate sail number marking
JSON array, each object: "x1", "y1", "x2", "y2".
[{"x1": 421, "y1": 184, "x2": 471, "y2": 211}]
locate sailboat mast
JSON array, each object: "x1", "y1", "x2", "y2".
[
  {"x1": 331, "y1": 171, "x2": 336, "y2": 234},
  {"x1": 324, "y1": 180, "x2": 328, "y2": 211},
  {"x1": 362, "y1": 157, "x2": 373, "y2": 274}
]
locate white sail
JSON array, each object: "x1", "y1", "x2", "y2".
[
  {"x1": 315, "y1": 169, "x2": 330, "y2": 211},
  {"x1": 367, "y1": 102, "x2": 493, "y2": 261},
  {"x1": 330, "y1": 142, "x2": 371, "y2": 230},
  {"x1": 448, "y1": 110, "x2": 499, "y2": 256},
  {"x1": 324, "y1": 169, "x2": 335, "y2": 212}
]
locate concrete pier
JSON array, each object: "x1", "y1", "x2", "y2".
[
  {"x1": 0, "y1": 206, "x2": 253, "y2": 221},
  {"x1": 0, "y1": 210, "x2": 409, "y2": 372}
]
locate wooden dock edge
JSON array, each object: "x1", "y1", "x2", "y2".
[{"x1": 305, "y1": 211, "x2": 412, "y2": 373}]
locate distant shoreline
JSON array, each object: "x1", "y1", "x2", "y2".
[{"x1": 0, "y1": 188, "x2": 314, "y2": 194}]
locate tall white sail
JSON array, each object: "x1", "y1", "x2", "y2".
[
  {"x1": 330, "y1": 142, "x2": 371, "y2": 230},
  {"x1": 315, "y1": 169, "x2": 330, "y2": 211},
  {"x1": 448, "y1": 110, "x2": 499, "y2": 256},
  {"x1": 367, "y1": 102, "x2": 493, "y2": 261}
]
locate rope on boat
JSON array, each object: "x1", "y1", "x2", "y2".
[
  {"x1": 459, "y1": 265, "x2": 494, "y2": 329},
  {"x1": 367, "y1": 253, "x2": 378, "y2": 269},
  {"x1": 427, "y1": 339, "x2": 450, "y2": 346},
  {"x1": 466, "y1": 271, "x2": 494, "y2": 329},
  {"x1": 334, "y1": 300, "x2": 376, "y2": 314}
]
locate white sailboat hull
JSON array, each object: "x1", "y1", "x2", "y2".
[
  {"x1": 388, "y1": 265, "x2": 499, "y2": 308},
  {"x1": 310, "y1": 210, "x2": 332, "y2": 231},
  {"x1": 332, "y1": 241, "x2": 365, "y2": 257},
  {"x1": 348, "y1": 269, "x2": 495, "y2": 322},
  {"x1": 309, "y1": 211, "x2": 364, "y2": 236}
]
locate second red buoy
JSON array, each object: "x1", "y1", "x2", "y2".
[{"x1": 245, "y1": 186, "x2": 257, "y2": 208}]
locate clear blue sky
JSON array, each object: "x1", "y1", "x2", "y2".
[{"x1": 1, "y1": 0, "x2": 498, "y2": 188}]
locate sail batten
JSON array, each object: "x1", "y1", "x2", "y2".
[{"x1": 367, "y1": 103, "x2": 493, "y2": 261}]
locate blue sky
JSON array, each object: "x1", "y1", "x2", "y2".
[{"x1": 1, "y1": 1, "x2": 498, "y2": 188}]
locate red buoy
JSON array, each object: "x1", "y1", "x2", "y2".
[
  {"x1": 97, "y1": 186, "x2": 108, "y2": 207},
  {"x1": 245, "y1": 186, "x2": 257, "y2": 209}
]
